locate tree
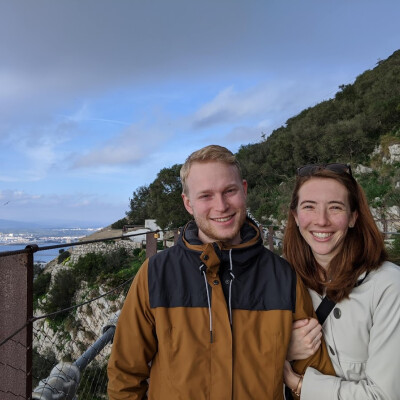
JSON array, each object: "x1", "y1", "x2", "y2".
[
  {"x1": 111, "y1": 217, "x2": 128, "y2": 229},
  {"x1": 127, "y1": 185, "x2": 151, "y2": 225},
  {"x1": 147, "y1": 164, "x2": 190, "y2": 229}
]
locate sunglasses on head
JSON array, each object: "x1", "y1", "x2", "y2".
[{"x1": 297, "y1": 163, "x2": 353, "y2": 177}]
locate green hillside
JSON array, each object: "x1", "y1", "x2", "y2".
[
  {"x1": 237, "y1": 49, "x2": 400, "y2": 222},
  {"x1": 124, "y1": 50, "x2": 400, "y2": 229}
]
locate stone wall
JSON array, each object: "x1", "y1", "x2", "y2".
[{"x1": 69, "y1": 239, "x2": 142, "y2": 264}]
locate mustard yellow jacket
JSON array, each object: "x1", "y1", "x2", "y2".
[{"x1": 107, "y1": 220, "x2": 334, "y2": 399}]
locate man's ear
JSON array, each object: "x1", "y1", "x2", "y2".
[{"x1": 182, "y1": 193, "x2": 194, "y2": 215}]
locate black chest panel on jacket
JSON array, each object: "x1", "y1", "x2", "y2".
[{"x1": 148, "y1": 244, "x2": 297, "y2": 312}]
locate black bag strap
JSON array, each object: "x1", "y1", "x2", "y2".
[
  {"x1": 315, "y1": 271, "x2": 369, "y2": 325},
  {"x1": 315, "y1": 296, "x2": 336, "y2": 325}
]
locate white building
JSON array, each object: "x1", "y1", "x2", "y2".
[{"x1": 123, "y1": 219, "x2": 163, "y2": 243}]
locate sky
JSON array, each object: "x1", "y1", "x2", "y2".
[{"x1": 0, "y1": 0, "x2": 399, "y2": 227}]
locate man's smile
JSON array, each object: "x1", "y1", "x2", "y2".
[{"x1": 211, "y1": 215, "x2": 235, "y2": 223}]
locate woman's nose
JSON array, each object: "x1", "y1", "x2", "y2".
[{"x1": 315, "y1": 208, "x2": 329, "y2": 225}]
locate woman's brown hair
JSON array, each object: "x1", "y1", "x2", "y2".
[{"x1": 283, "y1": 168, "x2": 387, "y2": 302}]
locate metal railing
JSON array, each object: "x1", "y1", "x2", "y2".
[
  {"x1": 1, "y1": 223, "x2": 398, "y2": 399},
  {"x1": 0, "y1": 229, "x2": 167, "y2": 400},
  {"x1": 32, "y1": 313, "x2": 119, "y2": 400}
]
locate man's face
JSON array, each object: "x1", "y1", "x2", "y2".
[{"x1": 182, "y1": 161, "x2": 248, "y2": 245}]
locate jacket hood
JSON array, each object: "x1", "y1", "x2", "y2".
[{"x1": 178, "y1": 217, "x2": 264, "y2": 274}]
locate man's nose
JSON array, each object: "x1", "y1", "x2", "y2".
[{"x1": 214, "y1": 194, "x2": 229, "y2": 211}]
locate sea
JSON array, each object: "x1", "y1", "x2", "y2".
[{"x1": 0, "y1": 227, "x2": 102, "y2": 264}]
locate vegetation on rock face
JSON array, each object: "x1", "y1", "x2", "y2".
[
  {"x1": 43, "y1": 268, "x2": 79, "y2": 318},
  {"x1": 35, "y1": 247, "x2": 146, "y2": 323},
  {"x1": 236, "y1": 49, "x2": 400, "y2": 222},
  {"x1": 57, "y1": 249, "x2": 71, "y2": 264},
  {"x1": 33, "y1": 270, "x2": 52, "y2": 308}
]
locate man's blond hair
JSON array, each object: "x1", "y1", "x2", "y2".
[{"x1": 180, "y1": 145, "x2": 242, "y2": 195}]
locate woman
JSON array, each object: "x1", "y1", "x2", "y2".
[{"x1": 283, "y1": 163, "x2": 400, "y2": 399}]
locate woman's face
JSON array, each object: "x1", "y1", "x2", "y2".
[{"x1": 292, "y1": 177, "x2": 358, "y2": 269}]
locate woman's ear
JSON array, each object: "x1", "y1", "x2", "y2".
[
  {"x1": 349, "y1": 210, "x2": 358, "y2": 228},
  {"x1": 291, "y1": 210, "x2": 299, "y2": 227}
]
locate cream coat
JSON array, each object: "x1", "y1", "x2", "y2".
[{"x1": 302, "y1": 261, "x2": 400, "y2": 399}]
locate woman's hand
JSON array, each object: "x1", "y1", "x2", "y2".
[
  {"x1": 283, "y1": 360, "x2": 303, "y2": 394},
  {"x1": 287, "y1": 318, "x2": 322, "y2": 361}
]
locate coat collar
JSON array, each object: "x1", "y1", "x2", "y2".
[{"x1": 178, "y1": 218, "x2": 263, "y2": 276}]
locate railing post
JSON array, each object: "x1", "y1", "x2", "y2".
[
  {"x1": 146, "y1": 232, "x2": 158, "y2": 258},
  {"x1": 0, "y1": 251, "x2": 33, "y2": 399}
]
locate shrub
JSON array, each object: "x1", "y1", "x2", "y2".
[
  {"x1": 133, "y1": 247, "x2": 142, "y2": 256},
  {"x1": 43, "y1": 269, "x2": 79, "y2": 316},
  {"x1": 105, "y1": 264, "x2": 139, "y2": 287},
  {"x1": 73, "y1": 253, "x2": 106, "y2": 283},
  {"x1": 57, "y1": 250, "x2": 71, "y2": 264},
  {"x1": 33, "y1": 263, "x2": 43, "y2": 278},
  {"x1": 33, "y1": 271, "x2": 51, "y2": 308},
  {"x1": 72, "y1": 248, "x2": 136, "y2": 284}
]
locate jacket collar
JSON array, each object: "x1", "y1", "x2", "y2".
[{"x1": 178, "y1": 218, "x2": 263, "y2": 276}]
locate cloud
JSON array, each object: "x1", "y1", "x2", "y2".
[
  {"x1": 192, "y1": 86, "x2": 260, "y2": 128},
  {"x1": 0, "y1": 1, "x2": 262, "y2": 130},
  {"x1": 1, "y1": 0, "x2": 400, "y2": 226},
  {"x1": 0, "y1": 118, "x2": 77, "y2": 183},
  {"x1": 191, "y1": 82, "x2": 308, "y2": 130},
  {"x1": 72, "y1": 122, "x2": 170, "y2": 168},
  {"x1": 0, "y1": 189, "x2": 125, "y2": 225}
]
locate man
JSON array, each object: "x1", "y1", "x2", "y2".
[{"x1": 107, "y1": 145, "x2": 334, "y2": 399}]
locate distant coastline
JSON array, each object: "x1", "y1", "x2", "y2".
[
  {"x1": 0, "y1": 242, "x2": 68, "y2": 264},
  {"x1": 0, "y1": 225, "x2": 103, "y2": 264}
]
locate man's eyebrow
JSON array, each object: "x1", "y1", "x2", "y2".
[{"x1": 225, "y1": 184, "x2": 239, "y2": 190}]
